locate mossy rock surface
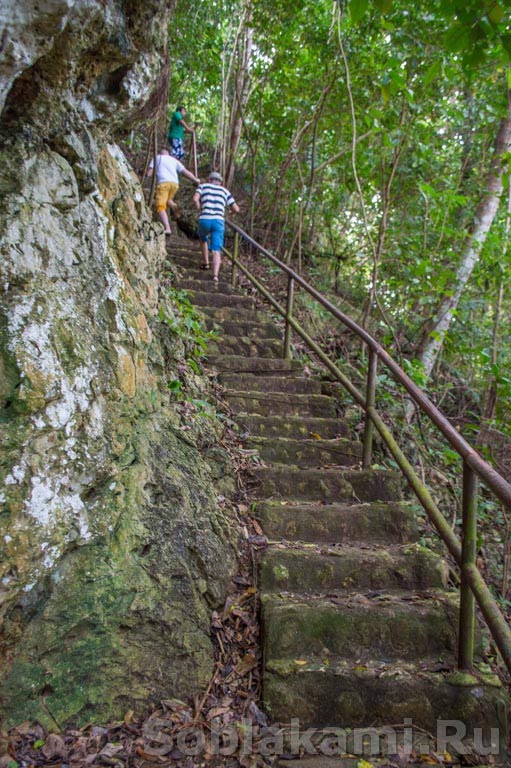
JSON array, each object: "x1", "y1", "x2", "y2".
[{"x1": 0, "y1": 14, "x2": 237, "y2": 724}]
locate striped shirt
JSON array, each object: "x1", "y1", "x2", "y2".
[{"x1": 197, "y1": 183, "x2": 235, "y2": 220}]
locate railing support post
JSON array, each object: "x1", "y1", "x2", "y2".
[
  {"x1": 231, "y1": 232, "x2": 239, "y2": 288},
  {"x1": 283, "y1": 275, "x2": 295, "y2": 359},
  {"x1": 362, "y1": 349, "x2": 377, "y2": 468},
  {"x1": 192, "y1": 132, "x2": 198, "y2": 178},
  {"x1": 459, "y1": 462, "x2": 477, "y2": 670}
]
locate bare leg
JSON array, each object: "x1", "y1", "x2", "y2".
[
  {"x1": 200, "y1": 240, "x2": 209, "y2": 267},
  {"x1": 157, "y1": 209, "x2": 171, "y2": 234},
  {"x1": 212, "y1": 250, "x2": 221, "y2": 281}
]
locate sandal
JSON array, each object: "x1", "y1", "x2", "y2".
[{"x1": 200, "y1": 264, "x2": 210, "y2": 270}]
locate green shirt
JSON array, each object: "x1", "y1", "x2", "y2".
[{"x1": 168, "y1": 110, "x2": 184, "y2": 140}]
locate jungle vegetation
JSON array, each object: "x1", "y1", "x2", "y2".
[{"x1": 165, "y1": 0, "x2": 511, "y2": 603}]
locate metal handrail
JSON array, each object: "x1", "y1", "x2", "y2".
[
  {"x1": 222, "y1": 220, "x2": 511, "y2": 676},
  {"x1": 191, "y1": 131, "x2": 198, "y2": 178}
]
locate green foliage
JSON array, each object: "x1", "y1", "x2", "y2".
[
  {"x1": 168, "y1": 0, "x2": 511, "y2": 430},
  {"x1": 167, "y1": 0, "x2": 511, "y2": 639},
  {"x1": 402, "y1": 358, "x2": 428, "y2": 387},
  {"x1": 160, "y1": 288, "x2": 219, "y2": 418},
  {"x1": 159, "y1": 287, "x2": 216, "y2": 362}
]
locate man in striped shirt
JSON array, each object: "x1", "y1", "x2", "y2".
[{"x1": 193, "y1": 171, "x2": 239, "y2": 282}]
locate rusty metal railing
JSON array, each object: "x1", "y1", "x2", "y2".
[
  {"x1": 222, "y1": 220, "x2": 511, "y2": 677},
  {"x1": 190, "y1": 131, "x2": 198, "y2": 178}
]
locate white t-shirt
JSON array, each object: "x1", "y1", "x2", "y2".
[{"x1": 149, "y1": 155, "x2": 184, "y2": 184}]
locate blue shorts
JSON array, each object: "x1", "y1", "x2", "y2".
[
  {"x1": 198, "y1": 218, "x2": 225, "y2": 252},
  {"x1": 169, "y1": 138, "x2": 185, "y2": 159}
]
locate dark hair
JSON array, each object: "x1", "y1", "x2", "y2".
[{"x1": 177, "y1": 105, "x2": 185, "y2": 112}]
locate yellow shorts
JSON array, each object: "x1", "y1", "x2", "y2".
[{"x1": 155, "y1": 182, "x2": 179, "y2": 212}]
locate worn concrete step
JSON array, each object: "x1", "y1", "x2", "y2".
[
  {"x1": 170, "y1": 258, "x2": 205, "y2": 272},
  {"x1": 175, "y1": 265, "x2": 229, "y2": 280},
  {"x1": 188, "y1": 289, "x2": 256, "y2": 309},
  {"x1": 262, "y1": 590, "x2": 459, "y2": 661},
  {"x1": 172, "y1": 256, "x2": 237, "y2": 275},
  {"x1": 209, "y1": 336, "x2": 282, "y2": 359},
  {"x1": 249, "y1": 466, "x2": 401, "y2": 502},
  {"x1": 254, "y1": 500, "x2": 419, "y2": 544},
  {"x1": 205, "y1": 318, "x2": 282, "y2": 340},
  {"x1": 225, "y1": 391, "x2": 337, "y2": 419},
  {"x1": 170, "y1": 251, "x2": 207, "y2": 265},
  {"x1": 177, "y1": 277, "x2": 235, "y2": 294},
  {"x1": 259, "y1": 543, "x2": 448, "y2": 593},
  {"x1": 176, "y1": 267, "x2": 256, "y2": 294},
  {"x1": 220, "y1": 373, "x2": 320, "y2": 394},
  {"x1": 247, "y1": 436, "x2": 361, "y2": 467},
  {"x1": 275, "y1": 760, "x2": 435, "y2": 768},
  {"x1": 239, "y1": 414, "x2": 349, "y2": 439},
  {"x1": 207, "y1": 354, "x2": 302, "y2": 375},
  {"x1": 200, "y1": 305, "x2": 269, "y2": 323},
  {"x1": 264, "y1": 656, "x2": 508, "y2": 735}
]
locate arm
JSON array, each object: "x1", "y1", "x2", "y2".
[
  {"x1": 230, "y1": 201, "x2": 240, "y2": 214},
  {"x1": 182, "y1": 168, "x2": 200, "y2": 184},
  {"x1": 193, "y1": 190, "x2": 201, "y2": 211},
  {"x1": 180, "y1": 118, "x2": 195, "y2": 134}
]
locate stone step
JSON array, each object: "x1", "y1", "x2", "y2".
[
  {"x1": 172, "y1": 254, "x2": 236, "y2": 273},
  {"x1": 259, "y1": 543, "x2": 448, "y2": 593},
  {"x1": 170, "y1": 251, "x2": 205, "y2": 265},
  {"x1": 264, "y1": 656, "x2": 507, "y2": 735},
  {"x1": 320, "y1": 381, "x2": 354, "y2": 406},
  {"x1": 262, "y1": 590, "x2": 459, "y2": 661},
  {"x1": 239, "y1": 414, "x2": 349, "y2": 440},
  {"x1": 225, "y1": 391, "x2": 337, "y2": 419},
  {"x1": 175, "y1": 265, "x2": 228, "y2": 280},
  {"x1": 247, "y1": 436, "x2": 361, "y2": 467},
  {"x1": 188, "y1": 289, "x2": 256, "y2": 309},
  {"x1": 205, "y1": 318, "x2": 282, "y2": 340},
  {"x1": 177, "y1": 277, "x2": 235, "y2": 293},
  {"x1": 220, "y1": 373, "x2": 321, "y2": 394},
  {"x1": 207, "y1": 354, "x2": 302, "y2": 375},
  {"x1": 254, "y1": 500, "x2": 419, "y2": 544},
  {"x1": 248, "y1": 466, "x2": 401, "y2": 502},
  {"x1": 209, "y1": 336, "x2": 282, "y2": 359},
  {"x1": 275, "y1": 760, "x2": 419, "y2": 768},
  {"x1": 274, "y1": 742, "x2": 506, "y2": 766},
  {"x1": 201, "y1": 305, "x2": 268, "y2": 323},
  {"x1": 175, "y1": 267, "x2": 255, "y2": 293}
]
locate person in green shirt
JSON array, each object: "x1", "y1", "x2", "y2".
[{"x1": 168, "y1": 105, "x2": 195, "y2": 160}]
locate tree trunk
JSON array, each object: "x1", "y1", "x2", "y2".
[
  {"x1": 225, "y1": 7, "x2": 253, "y2": 188},
  {"x1": 482, "y1": 174, "x2": 509, "y2": 421},
  {"x1": 418, "y1": 89, "x2": 511, "y2": 380}
]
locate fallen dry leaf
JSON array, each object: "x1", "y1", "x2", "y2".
[
  {"x1": 235, "y1": 653, "x2": 258, "y2": 676},
  {"x1": 41, "y1": 733, "x2": 67, "y2": 760}
]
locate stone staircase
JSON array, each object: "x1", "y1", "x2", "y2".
[{"x1": 172, "y1": 241, "x2": 508, "y2": 754}]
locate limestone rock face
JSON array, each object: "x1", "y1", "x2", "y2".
[{"x1": 0, "y1": 0, "x2": 235, "y2": 726}]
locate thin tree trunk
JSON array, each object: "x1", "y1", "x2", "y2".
[
  {"x1": 483, "y1": 171, "x2": 510, "y2": 421},
  {"x1": 483, "y1": 278, "x2": 505, "y2": 421},
  {"x1": 418, "y1": 88, "x2": 511, "y2": 380},
  {"x1": 225, "y1": 13, "x2": 253, "y2": 187}
]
